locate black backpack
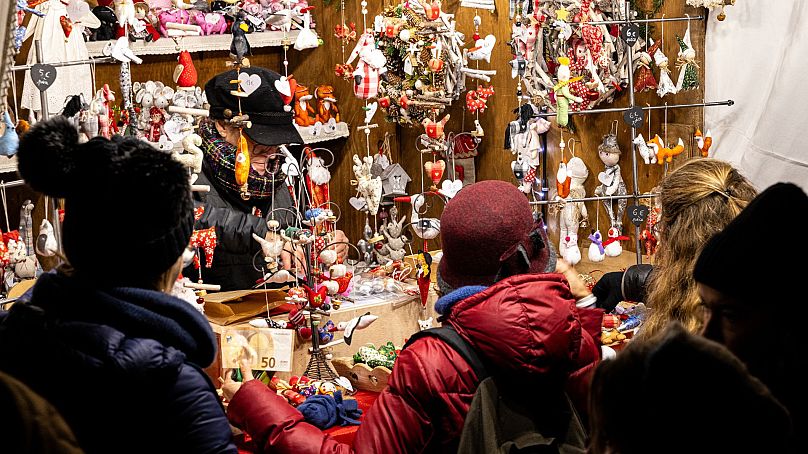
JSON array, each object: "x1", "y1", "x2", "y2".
[{"x1": 405, "y1": 326, "x2": 588, "y2": 454}]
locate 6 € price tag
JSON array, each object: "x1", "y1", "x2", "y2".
[
  {"x1": 623, "y1": 106, "x2": 644, "y2": 128},
  {"x1": 221, "y1": 328, "x2": 294, "y2": 372},
  {"x1": 628, "y1": 204, "x2": 649, "y2": 227},
  {"x1": 621, "y1": 23, "x2": 640, "y2": 46},
  {"x1": 30, "y1": 63, "x2": 57, "y2": 91}
]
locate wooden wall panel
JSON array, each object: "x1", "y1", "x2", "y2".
[{"x1": 8, "y1": 0, "x2": 709, "y2": 262}]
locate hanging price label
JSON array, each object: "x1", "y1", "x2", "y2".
[
  {"x1": 221, "y1": 328, "x2": 294, "y2": 372},
  {"x1": 628, "y1": 204, "x2": 649, "y2": 227},
  {"x1": 623, "y1": 106, "x2": 644, "y2": 128},
  {"x1": 30, "y1": 63, "x2": 57, "y2": 92},
  {"x1": 621, "y1": 23, "x2": 640, "y2": 46}
]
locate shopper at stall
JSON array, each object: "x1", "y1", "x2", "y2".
[
  {"x1": 589, "y1": 322, "x2": 794, "y2": 454},
  {"x1": 223, "y1": 180, "x2": 603, "y2": 454},
  {"x1": 0, "y1": 117, "x2": 236, "y2": 453},
  {"x1": 192, "y1": 66, "x2": 346, "y2": 290},
  {"x1": 694, "y1": 182, "x2": 808, "y2": 446},
  {"x1": 583, "y1": 159, "x2": 756, "y2": 337}
]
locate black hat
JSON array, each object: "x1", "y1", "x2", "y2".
[
  {"x1": 204, "y1": 66, "x2": 303, "y2": 146},
  {"x1": 694, "y1": 183, "x2": 808, "y2": 303},
  {"x1": 16, "y1": 116, "x2": 194, "y2": 286}
]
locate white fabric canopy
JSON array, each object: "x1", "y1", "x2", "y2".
[{"x1": 705, "y1": 0, "x2": 808, "y2": 192}]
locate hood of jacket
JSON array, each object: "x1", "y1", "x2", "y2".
[
  {"x1": 1, "y1": 272, "x2": 217, "y2": 379},
  {"x1": 443, "y1": 273, "x2": 603, "y2": 381}
]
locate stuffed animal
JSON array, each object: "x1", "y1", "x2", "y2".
[
  {"x1": 0, "y1": 112, "x2": 20, "y2": 157},
  {"x1": 562, "y1": 234, "x2": 582, "y2": 266},
  {"x1": 192, "y1": 10, "x2": 226, "y2": 35},
  {"x1": 158, "y1": 7, "x2": 191, "y2": 36},
  {"x1": 467, "y1": 34, "x2": 495, "y2": 63},
  {"x1": 594, "y1": 133, "x2": 627, "y2": 232},
  {"x1": 634, "y1": 133, "x2": 656, "y2": 164},
  {"x1": 648, "y1": 135, "x2": 685, "y2": 164},
  {"x1": 695, "y1": 129, "x2": 712, "y2": 157},
  {"x1": 554, "y1": 57, "x2": 583, "y2": 128},
  {"x1": 557, "y1": 157, "x2": 588, "y2": 259},
  {"x1": 588, "y1": 230, "x2": 605, "y2": 262},
  {"x1": 346, "y1": 31, "x2": 386, "y2": 100},
  {"x1": 603, "y1": 226, "x2": 629, "y2": 257},
  {"x1": 421, "y1": 114, "x2": 450, "y2": 140},
  {"x1": 314, "y1": 85, "x2": 339, "y2": 124},
  {"x1": 91, "y1": 5, "x2": 118, "y2": 40},
  {"x1": 293, "y1": 85, "x2": 316, "y2": 127},
  {"x1": 173, "y1": 50, "x2": 197, "y2": 87}
]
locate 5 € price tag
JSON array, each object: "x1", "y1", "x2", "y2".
[
  {"x1": 628, "y1": 204, "x2": 649, "y2": 227},
  {"x1": 221, "y1": 328, "x2": 294, "y2": 372},
  {"x1": 30, "y1": 63, "x2": 57, "y2": 92},
  {"x1": 621, "y1": 23, "x2": 640, "y2": 46},
  {"x1": 623, "y1": 106, "x2": 644, "y2": 128}
]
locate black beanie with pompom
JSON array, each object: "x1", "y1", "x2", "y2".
[{"x1": 17, "y1": 116, "x2": 194, "y2": 286}]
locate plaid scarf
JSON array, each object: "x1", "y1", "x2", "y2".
[{"x1": 199, "y1": 119, "x2": 285, "y2": 199}]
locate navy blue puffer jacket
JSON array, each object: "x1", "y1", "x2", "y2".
[{"x1": 0, "y1": 272, "x2": 236, "y2": 454}]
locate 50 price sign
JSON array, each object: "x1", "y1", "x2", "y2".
[{"x1": 221, "y1": 328, "x2": 294, "y2": 372}]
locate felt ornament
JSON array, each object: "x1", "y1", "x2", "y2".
[
  {"x1": 421, "y1": 114, "x2": 450, "y2": 140},
  {"x1": 465, "y1": 85, "x2": 494, "y2": 114},
  {"x1": 641, "y1": 226, "x2": 658, "y2": 260},
  {"x1": 346, "y1": 31, "x2": 385, "y2": 100},
  {"x1": 59, "y1": 15, "x2": 73, "y2": 39},
  {"x1": 653, "y1": 40, "x2": 678, "y2": 97},
  {"x1": 302, "y1": 284, "x2": 328, "y2": 308},
  {"x1": 557, "y1": 156, "x2": 588, "y2": 259},
  {"x1": 588, "y1": 230, "x2": 605, "y2": 262},
  {"x1": 634, "y1": 39, "x2": 661, "y2": 93},
  {"x1": 603, "y1": 226, "x2": 629, "y2": 257},
  {"x1": 337, "y1": 312, "x2": 378, "y2": 346},
  {"x1": 561, "y1": 234, "x2": 581, "y2": 265},
  {"x1": 648, "y1": 135, "x2": 686, "y2": 164},
  {"x1": 305, "y1": 150, "x2": 331, "y2": 209},
  {"x1": 173, "y1": 50, "x2": 197, "y2": 87},
  {"x1": 634, "y1": 133, "x2": 656, "y2": 164},
  {"x1": 695, "y1": 129, "x2": 713, "y2": 157},
  {"x1": 294, "y1": 7, "x2": 319, "y2": 50},
  {"x1": 0, "y1": 112, "x2": 20, "y2": 157},
  {"x1": 594, "y1": 132, "x2": 627, "y2": 231},
  {"x1": 235, "y1": 132, "x2": 250, "y2": 198},
  {"x1": 35, "y1": 219, "x2": 58, "y2": 257},
  {"x1": 352, "y1": 154, "x2": 383, "y2": 216},
  {"x1": 675, "y1": 22, "x2": 699, "y2": 91},
  {"x1": 417, "y1": 0, "x2": 443, "y2": 20},
  {"x1": 553, "y1": 57, "x2": 584, "y2": 128},
  {"x1": 424, "y1": 160, "x2": 445, "y2": 187},
  {"x1": 556, "y1": 161, "x2": 571, "y2": 198},
  {"x1": 467, "y1": 34, "x2": 496, "y2": 63},
  {"x1": 393, "y1": 194, "x2": 440, "y2": 240},
  {"x1": 189, "y1": 227, "x2": 217, "y2": 268}
]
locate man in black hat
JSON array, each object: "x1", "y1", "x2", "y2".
[{"x1": 189, "y1": 66, "x2": 346, "y2": 290}]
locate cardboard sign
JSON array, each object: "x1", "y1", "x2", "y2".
[
  {"x1": 31, "y1": 64, "x2": 57, "y2": 91},
  {"x1": 221, "y1": 327, "x2": 294, "y2": 372}
]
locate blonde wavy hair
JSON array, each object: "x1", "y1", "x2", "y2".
[{"x1": 639, "y1": 159, "x2": 757, "y2": 339}]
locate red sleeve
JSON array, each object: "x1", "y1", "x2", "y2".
[{"x1": 227, "y1": 338, "x2": 451, "y2": 454}]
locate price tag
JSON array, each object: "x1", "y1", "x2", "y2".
[
  {"x1": 628, "y1": 204, "x2": 649, "y2": 227},
  {"x1": 221, "y1": 328, "x2": 294, "y2": 372},
  {"x1": 30, "y1": 63, "x2": 57, "y2": 92},
  {"x1": 623, "y1": 106, "x2": 644, "y2": 128},
  {"x1": 621, "y1": 23, "x2": 640, "y2": 46}
]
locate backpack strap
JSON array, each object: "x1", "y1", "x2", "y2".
[{"x1": 404, "y1": 325, "x2": 490, "y2": 382}]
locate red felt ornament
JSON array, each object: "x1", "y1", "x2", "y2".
[{"x1": 303, "y1": 284, "x2": 328, "y2": 308}]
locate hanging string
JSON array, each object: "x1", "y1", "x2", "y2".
[
  {"x1": 647, "y1": 102, "x2": 651, "y2": 139},
  {"x1": 1, "y1": 183, "x2": 10, "y2": 232}
]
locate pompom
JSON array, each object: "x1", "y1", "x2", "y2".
[{"x1": 17, "y1": 116, "x2": 80, "y2": 197}]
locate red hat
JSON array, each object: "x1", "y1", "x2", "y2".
[{"x1": 438, "y1": 180, "x2": 552, "y2": 289}]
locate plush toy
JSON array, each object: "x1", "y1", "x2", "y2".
[
  {"x1": 294, "y1": 7, "x2": 318, "y2": 50},
  {"x1": 603, "y1": 226, "x2": 629, "y2": 257},
  {"x1": 158, "y1": 7, "x2": 191, "y2": 37},
  {"x1": 648, "y1": 135, "x2": 685, "y2": 164},
  {"x1": 346, "y1": 31, "x2": 386, "y2": 100},
  {"x1": 594, "y1": 133, "x2": 627, "y2": 232},
  {"x1": 35, "y1": 219, "x2": 58, "y2": 257},
  {"x1": 14, "y1": 200, "x2": 40, "y2": 279},
  {"x1": 114, "y1": 0, "x2": 138, "y2": 34},
  {"x1": 314, "y1": 85, "x2": 339, "y2": 124},
  {"x1": 465, "y1": 85, "x2": 494, "y2": 114},
  {"x1": 131, "y1": 2, "x2": 160, "y2": 42},
  {"x1": 557, "y1": 157, "x2": 588, "y2": 260},
  {"x1": 146, "y1": 106, "x2": 165, "y2": 142},
  {"x1": 634, "y1": 133, "x2": 656, "y2": 164},
  {"x1": 695, "y1": 129, "x2": 713, "y2": 157},
  {"x1": 675, "y1": 21, "x2": 699, "y2": 92},
  {"x1": 352, "y1": 155, "x2": 383, "y2": 216},
  {"x1": 588, "y1": 230, "x2": 605, "y2": 263},
  {"x1": 305, "y1": 149, "x2": 331, "y2": 209},
  {"x1": 421, "y1": 114, "x2": 450, "y2": 140},
  {"x1": 467, "y1": 34, "x2": 495, "y2": 63},
  {"x1": 173, "y1": 50, "x2": 197, "y2": 87},
  {"x1": 634, "y1": 39, "x2": 661, "y2": 93},
  {"x1": 91, "y1": 5, "x2": 118, "y2": 40},
  {"x1": 189, "y1": 227, "x2": 217, "y2": 268},
  {"x1": 191, "y1": 10, "x2": 226, "y2": 35},
  {"x1": 562, "y1": 234, "x2": 582, "y2": 266},
  {"x1": 553, "y1": 57, "x2": 583, "y2": 128},
  {"x1": 0, "y1": 112, "x2": 20, "y2": 157},
  {"x1": 293, "y1": 85, "x2": 316, "y2": 127},
  {"x1": 653, "y1": 40, "x2": 678, "y2": 97},
  {"x1": 174, "y1": 133, "x2": 203, "y2": 173}
]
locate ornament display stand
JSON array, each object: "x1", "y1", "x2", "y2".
[{"x1": 532, "y1": 3, "x2": 733, "y2": 265}]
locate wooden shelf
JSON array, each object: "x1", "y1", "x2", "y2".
[
  {"x1": 295, "y1": 122, "x2": 350, "y2": 145},
  {"x1": 85, "y1": 30, "x2": 310, "y2": 59}
]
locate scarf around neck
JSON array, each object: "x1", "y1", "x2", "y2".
[{"x1": 199, "y1": 119, "x2": 285, "y2": 199}]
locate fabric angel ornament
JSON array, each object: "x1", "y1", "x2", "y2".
[
  {"x1": 594, "y1": 134, "x2": 627, "y2": 233},
  {"x1": 634, "y1": 39, "x2": 661, "y2": 93},
  {"x1": 653, "y1": 40, "x2": 677, "y2": 97},
  {"x1": 675, "y1": 22, "x2": 699, "y2": 92}
]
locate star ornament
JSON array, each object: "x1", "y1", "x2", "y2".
[{"x1": 555, "y1": 8, "x2": 570, "y2": 22}]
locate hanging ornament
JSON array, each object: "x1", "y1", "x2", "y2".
[
  {"x1": 235, "y1": 131, "x2": 250, "y2": 199},
  {"x1": 60, "y1": 15, "x2": 73, "y2": 40},
  {"x1": 588, "y1": 230, "x2": 605, "y2": 262},
  {"x1": 675, "y1": 19, "x2": 700, "y2": 91},
  {"x1": 424, "y1": 160, "x2": 445, "y2": 187},
  {"x1": 695, "y1": 129, "x2": 713, "y2": 157}
]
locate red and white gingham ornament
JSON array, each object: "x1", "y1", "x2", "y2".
[{"x1": 189, "y1": 227, "x2": 217, "y2": 269}]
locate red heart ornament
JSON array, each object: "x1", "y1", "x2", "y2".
[
  {"x1": 60, "y1": 15, "x2": 73, "y2": 39},
  {"x1": 303, "y1": 284, "x2": 328, "y2": 308}
]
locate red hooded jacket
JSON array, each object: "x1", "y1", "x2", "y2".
[{"x1": 227, "y1": 273, "x2": 603, "y2": 453}]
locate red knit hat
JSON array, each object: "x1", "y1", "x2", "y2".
[{"x1": 438, "y1": 180, "x2": 552, "y2": 289}]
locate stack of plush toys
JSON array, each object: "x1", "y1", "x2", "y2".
[{"x1": 88, "y1": 0, "x2": 317, "y2": 43}]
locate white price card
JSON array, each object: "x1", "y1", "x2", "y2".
[{"x1": 221, "y1": 328, "x2": 294, "y2": 372}]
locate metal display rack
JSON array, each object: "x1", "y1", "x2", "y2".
[{"x1": 530, "y1": 2, "x2": 732, "y2": 265}]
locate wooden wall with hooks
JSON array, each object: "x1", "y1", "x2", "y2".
[{"x1": 8, "y1": 0, "x2": 707, "y2": 260}]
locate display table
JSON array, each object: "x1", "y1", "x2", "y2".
[
  {"x1": 235, "y1": 390, "x2": 380, "y2": 452},
  {"x1": 206, "y1": 285, "x2": 439, "y2": 382}
]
